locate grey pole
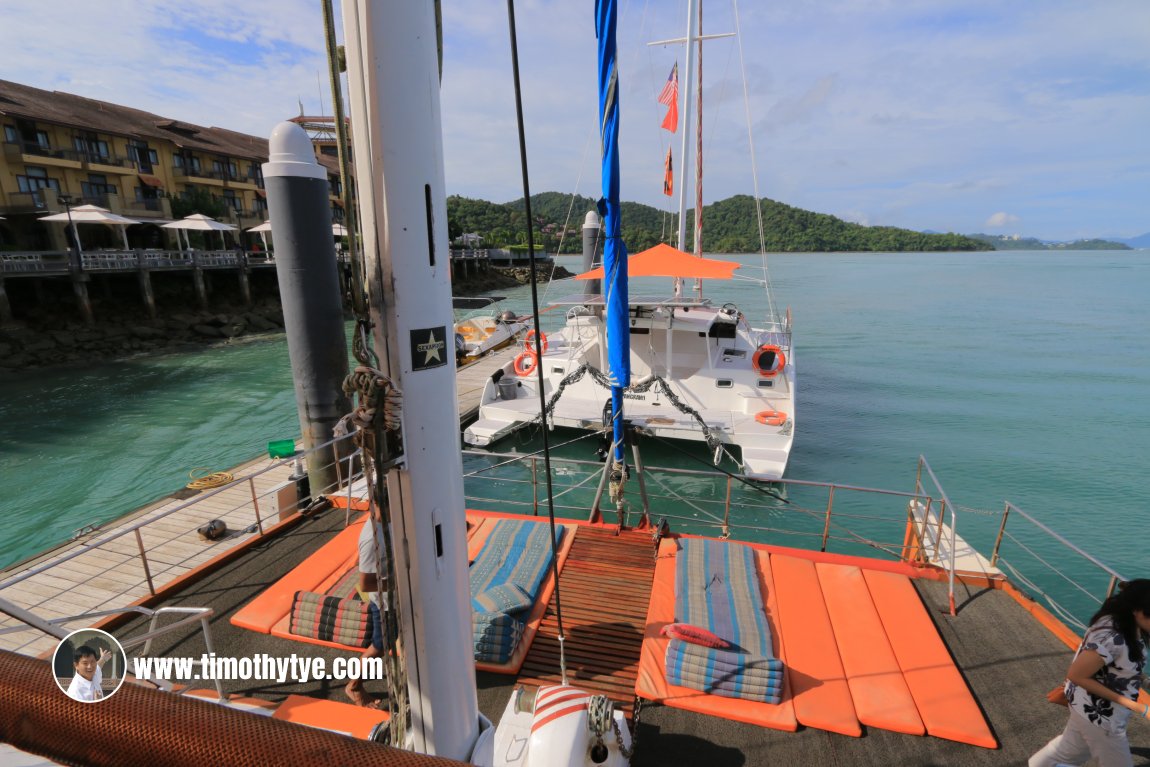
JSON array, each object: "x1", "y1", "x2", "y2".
[
  {"x1": 581, "y1": 209, "x2": 602, "y2": 297},
  {"x1": 263, "y1": 121, "x2": 350, "y2": 497}
]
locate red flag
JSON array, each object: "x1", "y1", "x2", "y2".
[
  {"x1": 663, "y1": 147, "x2": 674, "y2": 197},
  {"x1": 658, "y1": 62, "x2": 678, "y2": 132}
]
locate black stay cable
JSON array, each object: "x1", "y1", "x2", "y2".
[{"x1": 505, "y1": 0, "x2": 568, "y2": 682}]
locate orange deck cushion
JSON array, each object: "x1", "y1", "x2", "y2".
[
  {"x1": 771, "y1": 554, "x2": 861, "y2": 737},
  {"x1": 231, "y1": 519, "x2": 364, "y2": 636},
  {"x1": 817, "y1": 562, "x2": 925, "y2": 736},
  {"x1": 864, "y1": 569, "x2": 997, "y2": 748},
  {"x1": 634, "y1": 537, "x2": 798, "y2": 732},
  {"x1": 272, "y1": 694, "x2": 388, "y2": 739}
]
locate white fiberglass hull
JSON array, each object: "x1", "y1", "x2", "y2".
[{"x1": 464, "y1": 301, "x2": 795, "y2": 480}]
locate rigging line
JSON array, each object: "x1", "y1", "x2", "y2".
[
  {"x1": 461, "y1": 429, "x2": 607, "y2": 478},
  {"x1": 541, "y1": 131, "x2": 595, "y2": 306},
  {"x1": 646, "y1": 432, "x2": 790, "y2": 503},
  {"x1": 642, "y1": 468, "x2": 726, "y2": 525},
  {"x1": 731, "y1": 0, "x2": 777, "y2": 323},
  {"x1": 505, "y1": 0, "x2": 567, "y2": 684}
]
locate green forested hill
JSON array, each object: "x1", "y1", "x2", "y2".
[{"x1": 447, "y1": 192, "x2": 990, "y2": 253}]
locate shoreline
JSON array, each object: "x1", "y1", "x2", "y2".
[{"x1": 0, "y1": 264, "x2": 572, "y2": 375}]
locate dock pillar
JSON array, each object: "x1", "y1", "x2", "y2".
[
  {"x1": 191, "y1": 255, "x2": 208, "y2": 310},
  {"x1": 582, "y1": 209, "x2": 602, "y2": 296},
  {"x1": 71, "y1": 276, "x2": 94, "y2": 325},
  {"x1": 137, "y1": 268, "x2": 157, "y2": 319},
  {"x1": 237, "y1": 265, "x2": 252, "y2": 307},
  {"x1": 263, "y1": 121, "x2": 351, "y2": 497},
  {"x1": 0, "y1": 278, "x2": 12, "y2": 325}
]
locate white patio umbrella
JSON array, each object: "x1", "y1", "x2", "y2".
[
  {"x1": 246, "y1": 220, "x2": 272, "y2": 253},
  {"x1": 245, "y1": 220, "x2": 346, "y2": 252},
  {"x1": 39, "y1": 204, "x2": 141, "y2": 251},
  {"x1": 162, "y1": 213, "x2": 238, "y2": 251}
]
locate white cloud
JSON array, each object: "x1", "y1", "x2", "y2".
[
  {"x1": 1, "y1": 0, "x2": 1147, "y2": 239},
  {"x1": 985, "y1": 212, "x2": 1019, "y2": 228}
]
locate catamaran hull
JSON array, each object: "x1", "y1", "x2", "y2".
[{"x1": 464, "y1": 304, "x2": 795, "y2": 480}]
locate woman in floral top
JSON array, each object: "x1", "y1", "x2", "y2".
[{"x1": 1030, "y1": 579, "x2": 1150, "y2": 767}]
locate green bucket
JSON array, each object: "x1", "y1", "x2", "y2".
[{"x1": 267, "y1": 439, "x2": 296, "y2": 459}]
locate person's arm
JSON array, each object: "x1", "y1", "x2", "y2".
[{"x1": 1067, "y1": 649, "x2": 1149, "y2": 717}]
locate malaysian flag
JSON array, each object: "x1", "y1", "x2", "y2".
[{"x1": 658, "y1": 62, "x2": 678, "y2": 132}]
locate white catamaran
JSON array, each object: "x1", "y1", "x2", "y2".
[{"x1": 464, "y1": 2, "x2": 795, "y2": 481}]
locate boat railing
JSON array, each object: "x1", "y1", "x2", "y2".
[
  {"x1": 913, "y1": 456, "x2": 961, "y2": 614},
  {"x1": 463, "y1": 448, "x2": 1128, "y2": 629},
  {"x1": 0, "y1": 433, "x2": 363, "y2": 634},
  {"x1": 0, "y1": 600, "x2": 226, "y2": 699},
  {"x1": 463, "y1": 447, "x2": 936, "y2": 560},
  {"x1": 987, "y1": 501, "x2": 1128, "y2": 633}
]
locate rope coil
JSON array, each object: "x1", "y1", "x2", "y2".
[{"x1": 185, "y1": 469, "x2": 234, "y2": 490}]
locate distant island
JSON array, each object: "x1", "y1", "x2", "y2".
[
  {"x1": 967, "y1": 234, "x2": 1131, "y2": 251},
  {"x1": 448, "y1": 193, "x2": 992, "y2": 253}
]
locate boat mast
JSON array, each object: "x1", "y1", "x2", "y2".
[
  {"x1": 598, "y1": 0, "x2": 631, "y2": 473},
  {"x1": 673, "y1": 0, "x2": 699, "y2": 299},
  {"x1": 342, "y1": 2, "x2": 479, "y2": 760}
]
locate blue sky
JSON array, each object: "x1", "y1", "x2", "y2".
[{"x1": 3, "y1": 0, "x2": 1148, "y2": 241}]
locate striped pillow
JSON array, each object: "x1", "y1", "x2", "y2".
[
  {"x1": 288, "y1": 591, "x2": 370, "y2": 647},
  {"x1": 472, "y1": 583, "x2": 533, "y2": 614}
]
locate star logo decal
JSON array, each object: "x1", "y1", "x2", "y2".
[{"x1": 410, "y1": 326, "x2": 448, "y2": 371}]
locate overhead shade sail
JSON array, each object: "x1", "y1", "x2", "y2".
[
  {"x1": 574, "y1": 242, "x2": 738, "y2": 280},
  {"x1": 138, "y1": 174, "x2": 165, "y2": 188}
]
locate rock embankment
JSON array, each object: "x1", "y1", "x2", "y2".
[
  {"x1": 0, "y1": 265, "x2": 575, "y2": 373},
  {"x1": 0, "y1": 304, "x2": 287, "y2": 373},
  {"x1": 451, "y1": 264, "x2": 574, "y2": 294}
]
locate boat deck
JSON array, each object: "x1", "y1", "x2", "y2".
[
  {"x1": 516, "y1": 525, "x2": 655, "y2": 716},
  {"x1": 88, "y1": 507, "x2": 1150, "y2": 766}
]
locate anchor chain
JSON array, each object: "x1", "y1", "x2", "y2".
[
  {"x1": 586, "y1": 694, "x2": 634, "y2": 760},
  {"x1": 537, "y1": 364, "x2": 724, "y2": 457}
]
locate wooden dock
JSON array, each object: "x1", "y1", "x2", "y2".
[
  {"x1": 0, "y1": 451, "x2": 316, "y2": 658},
  {"x1": 0, "y1": 351, "x2": 517, "y2": 658},
  {"x1": 456, "y1": 345, "x2": 519, "y2": 423}
]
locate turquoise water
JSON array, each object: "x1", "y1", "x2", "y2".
[{"x1": 2, "y1": 250, "x2": 1146, "y2": 621}]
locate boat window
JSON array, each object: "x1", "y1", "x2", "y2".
[
  {"x1": 716, "y1": 379, "x2": 733, "y2": 388},
  {"x1": 757, "y1": 379, "x2": 774, "y2": 388},
  {"x1": 552, "y1": 367, "x2": 565, "y2": 375},
  {"x1": 707, "y1": 323, "x2": 736, "y2": 339},
  {"x1": 630, "y1": 327, "x2": 650, "y2": 335},
  {"x1": 722, "y1": 348, "x2": 746, "y2": 358}
]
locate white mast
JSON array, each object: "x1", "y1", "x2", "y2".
[
  {"x1": 342, "y1": 2, "x2": 480, "y2": 760},
  {"x1": 673, "y1": 0, "x2": 699, "y2": 299}
]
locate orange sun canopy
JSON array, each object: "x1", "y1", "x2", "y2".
[{"x1": 574, "y1": 243, "x2": 739, "y2": 280}]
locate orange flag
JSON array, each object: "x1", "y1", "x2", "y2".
[
  {"x1": 663, "y1": 147, "x2": 674, "y2": 197},
  {"x1": 658, "y1": 63, "x2": 678, "y2": 132}
]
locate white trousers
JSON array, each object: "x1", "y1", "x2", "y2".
[{"x1": 1029, "y1": 709, "x2": 1133, "y2": 767}]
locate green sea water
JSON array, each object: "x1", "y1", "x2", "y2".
[{"x1": 2, "y1": 250, "x2": 1146, "y2": 621}]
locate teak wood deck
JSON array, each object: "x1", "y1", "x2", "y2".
[{"x1": 515, "y1": 525, "x2": 656, "y2": 716}]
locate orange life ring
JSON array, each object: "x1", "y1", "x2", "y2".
[
  {"x1": 513, "y1": 351, "x2": 538, "y2": 377},
  {"x1": 524, "y1": 329, "x2": 548, "y2": 355},
  {"x1": 752, "y1": 344, "x2": 786, "y2": 377},
  {"x1": 755, "y1": 410, "x2": 787, "y2": 427}
]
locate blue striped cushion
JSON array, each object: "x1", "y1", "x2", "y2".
[
  {"x1": 473, "y1": 583, "x2": 533, "y2": 614},
  {"x1": 665, "y1": 538, "x2": 784, "y2": 702}
]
